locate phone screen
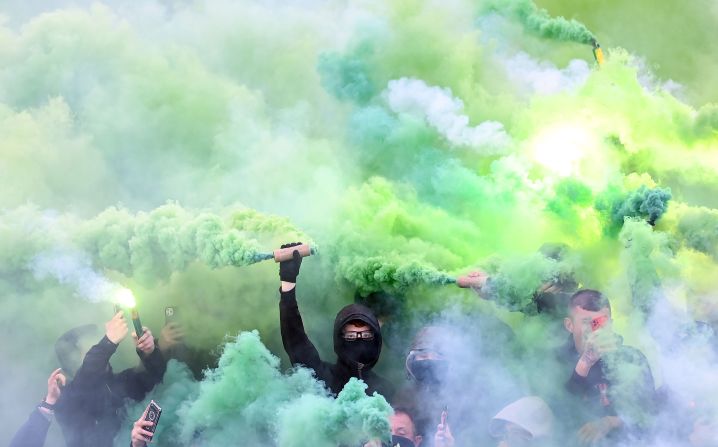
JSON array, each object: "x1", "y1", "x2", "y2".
[
  {"x1": 165, "y1": 307, "x2": 177, "y2": 325},
  {"x1": 144, "y1": 400, "x2": 162, "y2": 441},
  {"x1": 591, "y1": 316, "x2": 609, "y2": 332}
]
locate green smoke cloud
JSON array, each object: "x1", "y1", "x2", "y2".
[
  {"x1": 114, "y1": 332, "x2": 390, "y2": 447},
  {"x1": 1, "y1": 0, "x2": 718, "y2": 445},
  {"x1": 596, "y1": 185, "x2": 672, "y2": 235},
  {"x1": 482, "y1": 0, "x2": 596, "y2": 44}
]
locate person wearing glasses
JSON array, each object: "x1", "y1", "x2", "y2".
[{"x1": 277, "y1": 242, "x2": 394, "y2": 398}]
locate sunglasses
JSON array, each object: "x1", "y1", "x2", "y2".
[{"x1": 342, "y1": 330, "x2": 374, "y2": 341}]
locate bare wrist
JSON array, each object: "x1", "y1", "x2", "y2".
[
  {"x1": 575, "y1": 357, "x2": 592, "y2": 377},
  {"x1": 281, "y1": 281, "x2": 296, "y2": 292}
]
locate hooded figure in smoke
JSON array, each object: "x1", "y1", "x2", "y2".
[
  {"x1": 277, "y1": 242, "x2": 394, "y2": 397},
  {"x1": 393, "y1": 326, "x2": 452, "y2": 443},
  {"x1": 53, "y1": 315, "x2": 167, "y2": 447}
]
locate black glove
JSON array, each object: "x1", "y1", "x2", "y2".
[{"x1": 279, "y1": 242, "x2": 303, "y2": 283}]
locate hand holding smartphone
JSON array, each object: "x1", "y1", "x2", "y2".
[{"x1": 144, "y1": 400, "x2": 162, "y2": 441}]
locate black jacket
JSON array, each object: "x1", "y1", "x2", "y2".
[
  {"x1": 8, "y1": 408, "x2": 51, "y2": 447},
  {"x1": 55, "y1": 335, "x2": 167, "y2": 447},
  {"x1": 560, "y1": 337, "x2": 656, "y2": 436},
  {"x1": 279, "y1": 287, "x2": 394, "y2": 397}
]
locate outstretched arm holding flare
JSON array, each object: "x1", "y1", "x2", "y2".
[{"x1": 278, "y1": 242, "x2": 327, "y2": 375}]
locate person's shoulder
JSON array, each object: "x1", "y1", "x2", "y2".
[{"x1": 616, "y1": 344, "x2": 650, "y2": 364}]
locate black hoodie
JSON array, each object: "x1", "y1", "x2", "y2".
[
  {"x1": 279, "y1": 287, "x2": 394, "y2": 397},
  {"x1": 54, "y1": 335, "x2": 167, "y2": 447}
]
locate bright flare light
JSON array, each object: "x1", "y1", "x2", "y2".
[
  {"x1": 530, "y1": 123, "x2": 595, "y2": 178},
  {"x1": 115, "y1": 287, "x2": 136, "y2": 308}
]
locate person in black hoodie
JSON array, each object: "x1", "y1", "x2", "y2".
[
  {"x1": 560, "y1": 289, "x2": 656, "y2": 445},
  {"x1": 53, "y1": 311, "x2": 167, "y2": 447},
  {"x1": 277, "y1": 242, "x2": 394, "y2": 398}
]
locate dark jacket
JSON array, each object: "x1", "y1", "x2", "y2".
[
  {"x1": 560, "y1": 336, "x2": 656, "y2": 438},
  {"x1": 392, "y1": 324, "x2": 513, "y2": 447},
  {"x1": 279, "y1": 287, "x2": 394, "y2": 397},
  {"x1": 55, "y1": 335, "x2": 167, "y2": 447},
  {"x1": 8, "y1": 408, "x2": 51, "y2": 447}
]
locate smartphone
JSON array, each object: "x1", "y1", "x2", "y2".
[
  {"x1": 165, "y1": 306, "x2": 177, "y2": 325},
  {"x1": 143, "y1": 400, "x2": 162, "y2": 441},
  {"x1": 113, "y1": 304, "x2": 122, "y2": 316},
  {"x1": 591, "y1": 315, "x2": 609, "y2": 332}
]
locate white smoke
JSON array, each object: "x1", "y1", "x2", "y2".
[
  {"x1": 383, "y1": 77, "x2": 511, "y2": 153},
  {"x1": 500, "y1": 52, "x2": 590, "y2": 95},
  {"x1": 31, "y1": 249, "x2": 120, "y2": 303}
]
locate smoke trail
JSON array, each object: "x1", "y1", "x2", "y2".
[
  {"x1": 31, "y1": 249, "x2": 123, "y2": 303},
  {"x1": 383, "y1": 77, "x2": 511, "y2": 152},
  {"x1": 0, "y1": 203, "x2": 306, "y2": 285},
  {"x1": 480, "y1": 252, "x2": 573, "y2": 313},
  {"x1": 482, "y1": 0, "x2": 596, "y2": 44},
  {"x1": 337, "y1": 256, "x2": 457, "y2": 296}
]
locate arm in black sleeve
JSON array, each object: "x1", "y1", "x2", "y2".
[
  {"x1": 8, "y1": 408, "x2": 51, "y2": 447},
  {"x1": 566, "y1": 369, "x2": 592, "y2": 395},
  {"x1": 72, "y1": 335, "x2": 117, "y2": 386},
  {"x1": 112, "y1": 344, "x2": 168, "y2": 401},
  {"x1": 279, "y1": 287, "x2": 323, "y2": 371}
]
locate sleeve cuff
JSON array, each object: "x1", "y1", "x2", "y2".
[{"x1": 100, "y1": 335, "x2": 120, "y2": 351}]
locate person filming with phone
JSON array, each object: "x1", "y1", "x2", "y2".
[{"x1": 559, "y1": 289, "x2": 656, "y2": 445}]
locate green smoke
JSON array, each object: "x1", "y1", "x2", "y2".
[
  {"x1": 1, "y1": 0, "x2": 718, "y2": 445},
  {"x1": 676, "y1": 206, "x2": 718, "y2": 260},
  {"x1": 597, "y1": 185, "x2": 672, "y2": 235},
  {"x1": 114, "y1": 333, "x2": 390, "y2": 447},
  {"x1": 619, "y1": 219, "x2": 677, "y2": 317},
  {"x1": 483, "y1": 0, "x2": 596, "y2": 44}
]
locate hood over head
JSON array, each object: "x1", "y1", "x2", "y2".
[{"x1": 333, "y1": 303, "x2": 382, "y2": 370}]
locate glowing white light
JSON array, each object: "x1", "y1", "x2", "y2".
[
  {"x1": 529, "y1": 123, "x2": 596, "y2": 178},
  {"x1": 115, "y1": 288, "x2": 136, "y2": 308}
]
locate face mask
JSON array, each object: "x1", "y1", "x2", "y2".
[
  {"x1": 388, "y1": 435, "x2": 416, "y2": 447},
  {"x1": 341, "y1": 339, "x2": 379, "y2": 365},
  {"x1": 409, "y1": 359, "x2": 449, "y2": 385}
]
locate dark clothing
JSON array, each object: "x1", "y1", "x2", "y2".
[
  {"x1": 393, "y1": 321, "x2": 517, "y2": 447},
  {"x1": 559, "y1": 336, "x2": 656, "y2": 439},
  {"x1": 55, "y1": 335, "x2": 167, "y2": 447},
  {"x1": 279, "y1": 287, "x2": 394, "y2": 397},
  {"x1": 8, "y1": 408, "x2": 51, "y2": 447}
]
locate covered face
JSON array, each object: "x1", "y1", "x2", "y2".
[
  {"x1": 333, "y1": 303, "x2": 383, "y2": 369},
  {"x1": 405, "y1": 326, "x2": 451, "y2": 386}
]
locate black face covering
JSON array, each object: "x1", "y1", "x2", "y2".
[
  {"x1": 341, "y1": 339, "x2": 379, "y2": 366},
  {"x1": 409, "y1": 359, "x2": 449, "y2": 385},
  {"x1": 387, "y1": 435, "x2": 416, "y2": 447}
]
